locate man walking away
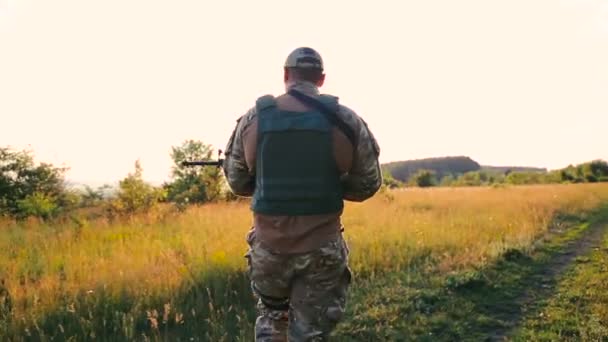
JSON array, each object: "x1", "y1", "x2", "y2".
[{"x1": 223, "y1": 47, "x2": 382, "y2": 341}]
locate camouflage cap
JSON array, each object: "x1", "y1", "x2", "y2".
[{"x1": 284, "y1": 47, "x2": 324, "y2": 71}]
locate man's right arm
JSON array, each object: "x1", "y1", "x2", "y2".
[
  {"x1": 223, "y1": 108, "x2": 257, "y2": 197},
  {"x1": 337, "y1": 105, "x2": 383, "y2": 202}
]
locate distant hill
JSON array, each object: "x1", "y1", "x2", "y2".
[
  {"x1": 381, "y1": 156, "x2": 549, "y2": 183},
  {"x1": 382, "y1": 156, "x2": 481, "y2": 182}
]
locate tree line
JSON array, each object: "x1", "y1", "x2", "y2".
[
  {"x1": 382, "y1": 159, "x2": 608, "y2": 188},
  {"x1": 0, "y1": 140, "x2": 234, "y2": 221},
  {"x1": 3, "y1": 143, "x2": 607, "y2": 220}
]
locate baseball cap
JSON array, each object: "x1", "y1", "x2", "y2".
[{"x1": 284, "y1": 47, "x2": 324, "y2": 71}]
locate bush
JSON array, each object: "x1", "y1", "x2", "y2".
[
  {"x1": 107, "y1": 160, "x2": 166, "y2": 216},
  {"x1": 16, "y1": 192, "x2": 58, "y2": 220},
  {"x1": 505, "y1": 171, "x2": 549, "y2": 185},
  {"x1": 409, "y1": 169, "x2": 437, "y2": 187},
  {"x1": 381, "y1": 169, "x2": 403, "y2": 189},
  {"x1": 440, "y1": 174, "x2": 455, "y2": 186}
]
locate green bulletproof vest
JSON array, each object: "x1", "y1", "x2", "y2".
[{"x1": 251, "y1": 94, "x2": 344, "y2": 216}]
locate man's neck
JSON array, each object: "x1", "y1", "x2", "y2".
[{"x1": 285, "y1": 80, "x2": 320, "y2": 96}]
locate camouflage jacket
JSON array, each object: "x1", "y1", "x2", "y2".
[{"x1": 223, "y1": 81, "x2": 382, "y2": 202}]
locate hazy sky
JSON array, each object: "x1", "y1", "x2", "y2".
[{"x1": 1, "y1": 0, "x2": 607, "y2": 184}]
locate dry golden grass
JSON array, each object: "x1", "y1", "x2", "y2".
[{"x1": 1, "y1": 183, "x2": 608, "y2": 338}]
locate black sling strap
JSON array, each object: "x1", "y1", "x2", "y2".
[{"x1": 287, "y1": 89, "x2": 358, "y2": 148}]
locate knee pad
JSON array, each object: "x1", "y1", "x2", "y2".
[{"x1": 253, "y1": 284, "x2": 289, "y2": 311}]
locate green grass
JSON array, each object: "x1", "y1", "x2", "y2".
[{"x1": 511, "y1": 224, "x2": 608, "y2": 341}]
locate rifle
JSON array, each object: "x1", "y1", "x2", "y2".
[{"x1": 181, "y1": 150, "x2": 224, "y2": 168}]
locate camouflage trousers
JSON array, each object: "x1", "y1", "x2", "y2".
[{"x1": 244, "y1": 228, "x2": 352, "y2": 342}]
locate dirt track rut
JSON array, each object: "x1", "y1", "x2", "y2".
[{"x1": 489, "y1": 218, "x2": 608, "y2": 341}]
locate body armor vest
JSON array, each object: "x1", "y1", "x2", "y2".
[{"x1": 251, "y1": 95, "x2": 344, "y2": 216}]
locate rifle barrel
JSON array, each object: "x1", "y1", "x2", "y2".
[{"x1": 181, "y1": 160, "x2": 223, "y2": 167}]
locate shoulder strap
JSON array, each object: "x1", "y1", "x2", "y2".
[
  {"x1": 316, "y1": 94, "x2": 340, "y2": 113},
  {"x1": 255, "y1": 95, "x2": 277, "y2": 112},
  {"x1": 287, "y1": 89, "x2": 357, "y2": 148}
]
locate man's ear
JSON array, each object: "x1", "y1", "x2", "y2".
[
  {"x1": 317, "y1": 73, "x2": 326, "y2": 87},
  {"x1": 284, "y1": 68, "x2": 289, "y2": 83}
]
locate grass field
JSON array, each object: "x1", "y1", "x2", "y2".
[{"x1": 1, "y1": 183, "x2": 608, "y2": 340}]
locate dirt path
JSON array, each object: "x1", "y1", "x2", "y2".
[{"x1": 489, "y1": 218, "x2": 608, "y2": 341}]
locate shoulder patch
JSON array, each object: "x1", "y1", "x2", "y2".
[{"x1": 255, "y1": 95, "x2": 276, "y2": 112}]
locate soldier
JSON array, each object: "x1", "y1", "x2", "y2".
[{"x1": 223, "y1": 47, "x2": 382, "y2": 341}]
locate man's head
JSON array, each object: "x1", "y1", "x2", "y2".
[{"x1": 283, "y1": 47, "x2": 325, "y2": 87}]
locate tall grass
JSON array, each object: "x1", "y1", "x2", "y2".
[{"x1": 1, "y1": 183, "x2": 608, "y2": 340}]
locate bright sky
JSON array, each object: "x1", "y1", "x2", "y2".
[{"x1": 1, "y1": 0, "x2": 607, "y2": 185}]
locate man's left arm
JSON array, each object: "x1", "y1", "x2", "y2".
[
  {"x1": 223, "y1": 108, "x2": 256, "y2": 197},
  {"x1": 337, "y1": 105, "x2": 383, "y2": 202}
]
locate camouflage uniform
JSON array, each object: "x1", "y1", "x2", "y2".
[
  {"x1": 244, "y1": 227, "x2": 351, "y2": 341},
  {"x1": 223, "y1": 47, "x2": 382, "y2": 341}
]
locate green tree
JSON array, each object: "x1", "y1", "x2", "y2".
[
  {"x1": 505, "y1": 171, "x2": 548, "y2": 185},
  {"x1": 381, "y1": 169, "x2": 403, "y2": 189},
  {"x1": 109, "y1": 160, "x2": 165, "y2": 215},
  {"x1": 581, "y1": 163, "x2": 598, "y2": 182},
  {"x1": 451, "y1": 170, "x2": 502, "y2": 187},
  {"x1": 409, "y1": 169, "x2": 437, "y2": 187},
  {"x1": 558, "y1": 166, "x2": 577, "y2": 183},
  {"x1": 0, "y1": 147, "x2": 69, "y2": 219},
  {"x1": 588, "y1": 160, "x2": 608, "y2": 181},
  {"x1": 165, "y1": 140, "x2": 224, "y2": 207},
  {"x1": 589, "y1": 160, "x2": 608, "y2": 182},
  {"x1": 454, "y1": 171, "x2": 483, "y2": 186},
  {"x1": 440, "y1": 174, "x2": 455, "y2": 186}
]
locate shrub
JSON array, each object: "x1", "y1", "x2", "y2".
[
  {"x1": 107, "y1": 160, "x2": 166, "y2": 216},
  {"x1": 409, "y1": 169, "x2": 437, "y2": 187}
]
